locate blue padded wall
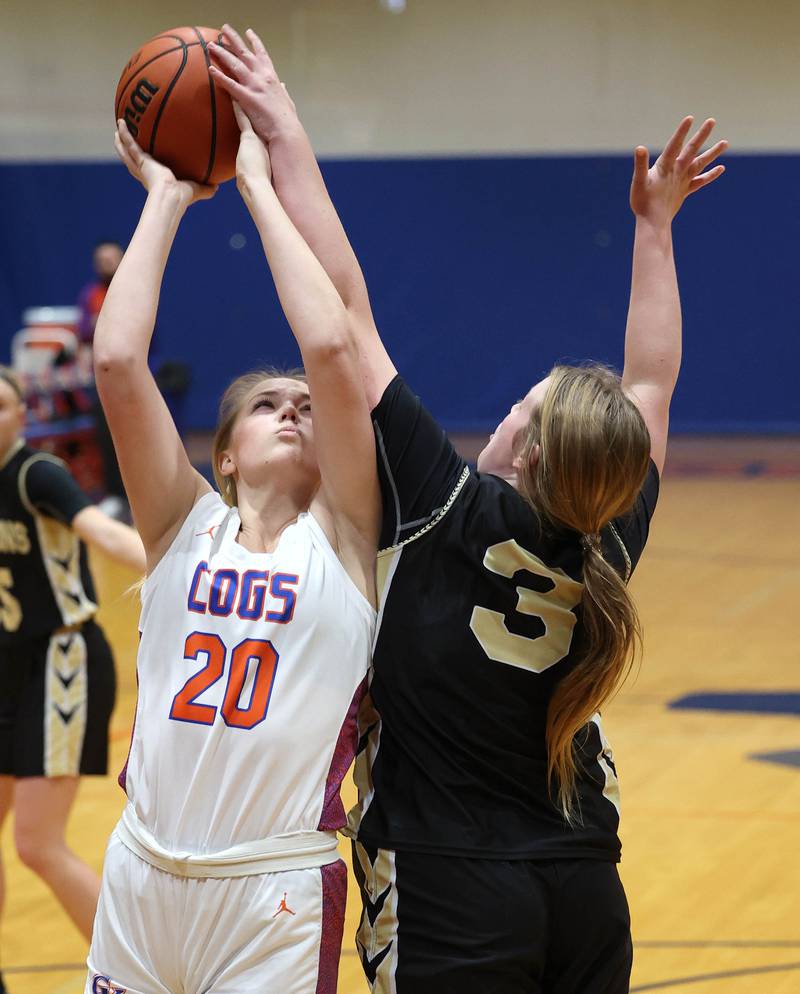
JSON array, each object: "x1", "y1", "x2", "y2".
[{"x1": 1, "y1": 154, "x2": 796, "y2": 432}]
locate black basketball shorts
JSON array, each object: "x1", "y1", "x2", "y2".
[
  {"x1": 0, "y1": 619, "x2": 116, "y2": 778},
  {"x1": 352, "y1": 842, "x2": 632, "y2": 994}
]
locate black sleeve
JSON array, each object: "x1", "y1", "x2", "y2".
[
  {"x1": 605, "y1": 459, "x2": 660, "y2": 579},
  {"x1": 372, "y1": 375, "x2": 467, "y2": 550},
  {"x1": 20, "y1": 455, "x2": 92, "y2": 526}
]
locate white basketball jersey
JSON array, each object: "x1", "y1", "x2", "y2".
[{"x1": 121, "y1": 492, "x2": 375, "y2": 855}]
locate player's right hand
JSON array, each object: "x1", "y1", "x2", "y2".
[
  {"x1": 114, "y1": 120, "x2": 217, "y2": 206},
  {"x1": 208, "y1": 25, "x2": 299, "y2": 144}
]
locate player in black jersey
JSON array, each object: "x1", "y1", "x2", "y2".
[
  {"x1": 0, "y1": 366, "x2": 144, "y2": 983},
  {"x1": 211, "y1": 44, "x2": 726, "y2": 993}
]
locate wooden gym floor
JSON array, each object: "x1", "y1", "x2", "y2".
[{"x1": 2, "y1": 437, "x2": 799, "y2": 993}]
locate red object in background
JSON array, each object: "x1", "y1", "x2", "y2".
[{"x1": 17, "y1": 306, "x2": 104, "y2": 497}]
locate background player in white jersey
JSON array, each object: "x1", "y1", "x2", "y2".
[
  {"x1": 207, "y1": 36, "x2": 726, "y2": 994},
  {"x1": 0, "y1": 365, "x2": 144, "y2": 993},
  {"x1": 84, "y1": 105, "x2": 379, "y2": 994}
]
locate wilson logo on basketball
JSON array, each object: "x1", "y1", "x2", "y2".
[
  {"x1": 123, "y1": 79, "x2": 160, "y2": 138},
  {"x1": 91, "y1": 975, "x2": 127, "y2": 994}
]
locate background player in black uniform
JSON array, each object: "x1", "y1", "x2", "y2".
[
  {"x1": 208, "y1": 41, "x2": 726, "y2": 993},
  {"x1": 0, "y1": 366, "x2": 144, "y2": 987}
]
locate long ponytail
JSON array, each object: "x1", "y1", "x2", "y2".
[{"x1": 516, "y1": 364, "x2": 650, "y2": 822}]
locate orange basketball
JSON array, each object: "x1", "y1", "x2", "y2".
[{"x1": 115, "y1": 27, "x2": 238, "y2": 185}]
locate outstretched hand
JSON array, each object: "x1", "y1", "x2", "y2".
[
  {"x1": 209, "y1": 25, "x2": 298, "y2": 144},
  {"x1": 114, "y1": 121, "x2": 217, "y2": 205},
  {"x1": 630, "y1": 117, "x2": 727, "y2": 227},
  {"x1": 232, "y1": 101, "x2": 273, "y2": 188}
]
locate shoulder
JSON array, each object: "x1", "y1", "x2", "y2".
[
  {"x1": 142, "y1": 490, "x2": 228, "y2": 592},
  {"x1": 18, "y1": 451, "x2": 84, "y2": 511}
]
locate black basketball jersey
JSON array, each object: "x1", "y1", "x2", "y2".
[
  {"x1": 347, "y1": 376, "x2": 659, "y2": 861},
  {"x1": 0, "y1": 441, "x2": 97, "y2": 646}
]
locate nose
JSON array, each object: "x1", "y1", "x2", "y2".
[{"x1": 279, "y1": 403, "x2": 298, "y2": 423}]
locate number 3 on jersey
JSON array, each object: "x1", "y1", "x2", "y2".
[
  {"x1": 170, "y1": 633, "x2": 279, "y2": 730},
  {"x1": 470, "y1": 539, "x2": 583, "y2": 673}
]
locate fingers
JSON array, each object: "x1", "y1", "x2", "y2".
[
  {"x1": 689, "y1": 138, "x2": 728, "y2": 176},
  {"x1": 231, "y1": 100, "x2": 254, "y2": 134},
  {"x1": 631, "y1": 145, "x2": 649, "y2": 187},
  {"x1": 113, "y1": 130, "x2": 127, "y2": 165},
  {"x1": 208, "y1": 62, "x2": 248, "y2": 102},
  {"x1": 219, "y1": 24, "x2": 254, "y2": 65},
  {"x1": 246, "y1": 27, "x2": 274, "y2": 69},
  {"x1": 116, "y1": 119, "x2": 144, "y2": 168},
  {"x1": 661, "y1": 116, "x2": 694, "y2": 163},
  {"x1": 208, "y1": 40, "x2": 248, "y2": 80},
  {"x1": 688, "y1": 163, "x2": 725, "y2": 195},
  {"x1": 281, "y1": 81, "x2": 297, "y2": 112},
  {"x1": 677, "y1": 117, "x2": 716, "y2": 167}
]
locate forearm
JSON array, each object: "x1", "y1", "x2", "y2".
[
  {"x1": 239, "y1": 176, "x2": 351, "y2": 356},
  {"x1": 73, "y1": 508, "x2": 146, "y2": 574},
  {"x1": 622, "y1": 218, "x2": 682, "y2": 391},
  {"x1": 267, "y1": 125, "x2": 395, "y2": 405},
  {"x1": 93, "y1": 186, "x2": 187, "y2": 373},
  {"x1": 268, "y1": 124, "x2": 369, "y2": 313}
]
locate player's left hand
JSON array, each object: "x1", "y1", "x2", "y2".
[
  {"x1": 208, "y1": 25, "x2": 299, "y2": 145},
  {"x1": 114, "y1": 120, "x2": 217, "y2": 206},
  {"x1": 630, "y1": 117, "x2": 728, "y2": 227},
  {"x1": 233, "y1": 102, "x2": 273, "y2": 187}
]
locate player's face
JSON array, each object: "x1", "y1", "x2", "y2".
[
  {"x1": 0, "y1": 380, "x2": 25, "y2": 457},
  {"x1": 224, "y1": 378, "x2": 318, "y2": 489},
  {"x1": 476, "y1": 377, "x2": 551, "y2": 477}
]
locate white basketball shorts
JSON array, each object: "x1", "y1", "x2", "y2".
[{"x1": 85, "y1": 831, "x2": 347, "y2": 994}]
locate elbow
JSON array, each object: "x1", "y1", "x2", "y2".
[
  {"x1": 303, "y1": 316, "x2": 355, "y2": 364},
  {"x1": 93, "y1": 347, "x2": 142, "y2": 381}
]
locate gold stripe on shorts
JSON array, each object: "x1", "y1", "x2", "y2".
[
  {"x1": 355, "y1": 843, "x2": 400, "y2": 994},
  {"x1": 44, "y1": 630, "x2": 88, "y2": 776}
]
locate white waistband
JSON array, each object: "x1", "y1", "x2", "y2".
[{"x1": 116, "y1": 805, "x2": 340, "y2": 879}]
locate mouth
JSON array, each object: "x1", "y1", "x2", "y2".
[{"x1": 276, "y1": 426, "x2": 299, "y2": 436}]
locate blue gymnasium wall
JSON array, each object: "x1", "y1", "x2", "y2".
[{"x1": 0, "y1": 155, "x2": 797, "y2": 433}]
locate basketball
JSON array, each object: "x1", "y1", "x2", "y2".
[{"x1": 115, "y1": 26, "x2": 238, "y2": 185}]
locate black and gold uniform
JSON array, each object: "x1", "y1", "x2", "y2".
[
  {"x1": 0, "y1": 441, "x2": 115, "y2": 778},
  {"x1": 348, "y1": 377, "x2": 659, "y2": 994}
]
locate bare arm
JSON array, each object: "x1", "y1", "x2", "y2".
[
  {"x1": 93, "y1": 125, "x2": 215, "y2": 572},
  {"x1": 622, "y1": 117, "x2": 727, "y2": 474},
  {"x1": 72, "y1": 506, "x2": 146, "y2": 574},
  {"x1": 209, "y1": 26, "x2": 396, "y2": 408},
  {"x1": 234, "y1": 108, "x2": 380, "y2": 558}
]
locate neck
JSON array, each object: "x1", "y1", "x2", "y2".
[
  {"x1": 0, "y1": 437, "x2": 23, "y2": 470},
  {"x1": 234, "y1": 476, "x2": 317, "y2": 553}
]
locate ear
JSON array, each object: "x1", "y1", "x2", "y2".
[
  {"x1": 513, "y1": 442, "x2": 540, "y2": 472},
  {"x1": 218, "y1": 451, "x2": 236, "y2": 478}
]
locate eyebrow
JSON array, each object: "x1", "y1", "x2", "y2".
[{"x1": 251, "y1": 389, "x2": 311, "y2": 404}]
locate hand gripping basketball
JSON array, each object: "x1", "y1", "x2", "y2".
[
  {"x1": 208, "y1": 25, "x2": 299, "y2": 144},
  {"x1": 115, "y1": 120, "x2": 217, "y2": 205}
]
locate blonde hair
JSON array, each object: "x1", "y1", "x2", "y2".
[
  {"x1": 211, "y1": 366, "x2": 307, "y2": 507},
  {"x1": 0, "y1": 365, "x2": 24, "y2": 402},
  {"x1": 516, "y1": 364, "x2": 651, "y2": 823}
]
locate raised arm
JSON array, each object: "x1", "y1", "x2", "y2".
[
  {"x1": 622, "y1": 116, "x2": 727, "y2": 474},
  {"x1": 93, "y1": 125, "x2": 215, "y2": 572},
  {"x1": 208, "y1": 26, "x2": 396, "y2": 408},
  {"x1": 233, "y1": 107, "x2": 380, "y2": 565}
]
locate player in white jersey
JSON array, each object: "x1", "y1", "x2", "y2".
[{"x1": 84, "y1": 107, "x2": 380, "y2": 994}]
